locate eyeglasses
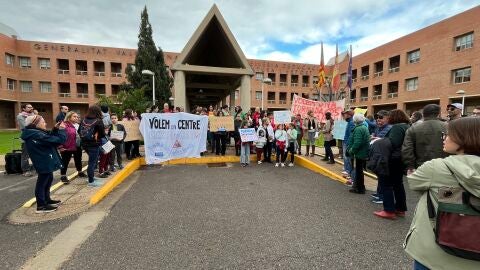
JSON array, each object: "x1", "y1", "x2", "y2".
[
  {"x1": 376, "y1": 115, "x2": 384, "y2": 120},
  {"x1": 441, "y1": 132, "x2": 448, "y2": 140}
]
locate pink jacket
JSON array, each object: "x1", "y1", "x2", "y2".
[{"x1": 61, "y1": 121, "x2": 78, "y2": 151}]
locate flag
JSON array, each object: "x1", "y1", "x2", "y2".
[
  {"x1": 331, "y1": 44, "x2": 340, "y2": 92},
  {"x1": 347, "y1": 45, "x2": 353, "y2": 90},
  {"x1": 317, "y1": 42, "x2": 326, "y2": 88}
]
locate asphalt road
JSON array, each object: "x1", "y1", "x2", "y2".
[{"x1": 62, "y1": 164, "x2": 420, "y2": 269}]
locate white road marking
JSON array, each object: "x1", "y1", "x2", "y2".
[{"x1": 0, "y1": 176, "x2": 36, "y2": 191}]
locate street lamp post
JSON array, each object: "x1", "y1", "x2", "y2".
[
  {"x1": 142, "y1": 69, "x2": 155, "y2": 105},
  {"x1": 456, "y1": 89, "x2": 466, "y2": 115},
  {"x1": 261, "y1": 77, "x2": 272, "y2": 111}
]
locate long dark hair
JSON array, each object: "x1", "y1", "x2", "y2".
[
  {"x1": 86, "y1": 105, "x2": 102, "y2": 119},
  {"x1": 388, "y1": 109, "x2": 410, "y2": 125},
  {"x1": 124, "y1": 109, "x2": 134, "y2": 120}
]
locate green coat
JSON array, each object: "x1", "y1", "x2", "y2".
[
  {"x1": 405, "y1": 155, "x2": 480, "y2": 269},
  {"x1": 347, "y1": 124, "x2": 370, "y2": 159}
]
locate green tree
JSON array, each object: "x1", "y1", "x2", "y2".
[
  {"x1": 126, "y1": 6, "x2": 173, "y2": 106},
  {"x1": 98, "y1": 87, "x2": 151, "y2": 117}
]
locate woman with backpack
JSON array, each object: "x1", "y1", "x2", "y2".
[
  {"x1": 79, "y1": 105, "x2": 105, "y2": 187},
  {"x1": 405, "y1": 117, "x2": 480, "y2": 270}
]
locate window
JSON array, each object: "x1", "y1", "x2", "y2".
[
  {"x1": 20, "y1": 81, "x2": 33, "y2": 92},
  {"x1": 255, "y1": 91, "x2": 262, "y2": 100},
  {"x1": 7, "y1": 78, "x2": 16, "y2": 90},
  {"x1": 389, "y1": 55, "x2": 400, "y2": 72},
  {"x1": 407, "y1": 49, "x2": 420, "y2": 63},
  {"x1": 255, "y1": 72, "x2": 264, "y2": 80},
  {"x1": 19, "y1": 57, "x2": 31, "y2": 68},
  {"x1": 340, "y1": 73, "x2": 347, "y2": 82},
  {"x1": 38, "y1": 58, "x2": 51, "y2": 69},
  {"x1": 406, "y1": 77, "x2": 418, "y2": 91},
  {"x1": 5, "y1": 53, "x2": 15, "y2": 66},
  {"x1": 455, "y1": 32, "x2": 474, "y2": 51},
  {"x1": 452, "y1": 67, "x2": 471, "y2": 84},
  {"x1": 39, "y1": 82, "x2": 52, "y2": 93}
]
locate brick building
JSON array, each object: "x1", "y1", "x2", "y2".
[{"x1": 1, "y1": 5, "x2": 479, "y2": 129}]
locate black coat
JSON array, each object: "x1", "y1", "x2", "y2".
[{"x1": 367, "y1": 138, "x2": 392, "y2": 177}]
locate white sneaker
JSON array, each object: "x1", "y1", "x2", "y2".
[
  {"x1": 281, "y1": 163, "x2": 285, "y2": 167},
  {"x1": 257, "y1": 160, "x2": 262, "y2": 164},
  {"x1": 275, "y1": 163, "x2": 279, "y2": 167},
  {"x1": 341, "y1": 171, "x2": 349, "y2": 176},
  {"x1": 288, "y1": 163, "x2": 294, "y2": 167}
]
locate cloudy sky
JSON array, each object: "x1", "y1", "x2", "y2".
[{"x1": 1, "y1": 0, "x2": 478, "y2": 64}]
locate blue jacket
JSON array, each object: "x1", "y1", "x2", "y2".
[
  {"x1": 344, "y1": 118, "x2": 368, "y2": 145},
  {"x1": 21, "y1": 127, "x2": 66, "y2": 174}
]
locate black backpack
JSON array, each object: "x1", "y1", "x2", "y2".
[{"x1": 79, "y1": 119, "x2": 98, "y2": 142}]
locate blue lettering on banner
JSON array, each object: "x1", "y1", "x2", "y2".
[{"x1": 154, "y1": 152, "x2": 164, "y2": 157}]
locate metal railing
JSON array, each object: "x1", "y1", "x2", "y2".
[
  {"x1": 94, "y1": 71, "x2": 105, "y2": 76},
  {"x1": 58, "y1": 69, "x2": 70, "y2": 75},
  {"x1": 77, "y1": 93, "x2": 89, "y2": 98},
  {"x1": 111, "y1": 72, "x2": 122, "y2": 77},
  {"x1": 360, "y1": 96, "x2": 368, "y2": 101},
  {"x1": 267, "y1": 100, "x2": 275, "y2": 104},
  {"x1": 58, "y1": 92, "x2": 71, "y2": 98},
  {"x1": 76, "y1": 70, "x2": 88, "y2": 76},
  {"x1": 387, "y1": 92, "x2": 398, "y2": 98},
  {"x1": 304, "y1": 83, "x2": 310, "y2": 87},
  {"x1": 350, "y1": 98, "x2": 356, "y2": 103},
  {"x1": 279, "y1": 100, "x2": 287, "y2": 104},
  {"x1": 352, "y1": 78, "x2": 357, "y2": 83},
  {"x1": 291, "y1": 83, "x2": 298, "y2": 87},
  {"x1": 279, "y1": 82, "x2": 286, "y2": 86},
  {"x1": 361, "y1": 75, "x2": 369, "y2": 80},
  {"x1": 372, "y1": 95, "x2": 382, "y2": 100},
  {"x1": 388, "y1": 67, "x2": 400, "y2": 73},
  {"x1": 373, "y1": 71, "x2": 383, "y2": 77}
]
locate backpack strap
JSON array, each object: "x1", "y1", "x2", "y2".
[{"x1": 443, "y1": 161, "x2": 480, "y2": 214}]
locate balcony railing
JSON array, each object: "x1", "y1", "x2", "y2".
[
  {"x1": 350, "y1": 98, "x2": 356, "y2": 103},
  {"x1": 279, "y1": 82, "x2": 286, "y2": 86},
  {"x1": 388, "y1": 67, "x2": 400, "y2": 73},
  {"x1": 111, "y1": 72, "x2": 122, "y2": 77},
  {"x1": 291, "y1": 83, "x2": 298, "y2": 87},
  {"x1": 373, "y1": 71, "x2": 383, "y2": 77},
  {"x1": 372, "y1": 95, "x2": 382, "y2": 100},
  {"x1": 77, "y1": 93, "x2": 89, "y2": 98},
  {"x1": 279, "y1": 100, "x2": 287, "y2": 104},
  {"x1": 361, "y1": 75, "x2": 369, "y2": 80},
  {"x1": 387, "y1": 92, "x2": 398, "y2": 98},
  {"x1": 267, "y1": 100, "x2": 275, "y2": 104},
  {"x1": 58, "y1": 69, "x2": 70, "y2": 75},
  {"x1": 76, "y1": 70, "x2": 88, "y2": 76},
  {"x1": 58, "y1": 92, "x2": 71, "y2": 98},
  {"x1": 360, "y1": 96, "x2": 368, "y2": 101},
  {"x1": 352, "y1": 78, "x2": 357, "y2": 83},
  {"x1": 308, "y1": 83, "x2": 315, "y2": 87},
  {"x1": 94, "y1": 71, "x2": 105, "y2": 76}
]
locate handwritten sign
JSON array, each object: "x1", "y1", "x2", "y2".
[
  {"x1": 290, "y1": 95, "x2": 345, "y2": 122},
  {"x1": 110, "y1": 131, "x2": 124, "y2": 141},
  {"x1": 239, "y1": 128, "x2": 258, "y2": 142},
  {"x1": 333, "y1": 120, "x2": 348, "y2": 140},
  {"x1": 274, "y1": 111, "x2": 292, "y2": 124},
  {"x1": 354, "y1": 108, "x2": 368, "y2": 115},
  {"x1": 119, "y1": 120, "x2": 142, "y2": 142},
  {"x1": 209, "y1": 116, "x2": 234, "y2": 131}
]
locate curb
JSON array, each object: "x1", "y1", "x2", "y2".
[
  {"x1": 315, "y1": 153, "x2": 378, "y2": 180},
  {"x1": 294, "y1": 156, "x2": 347, "y2": 184},
  {"x1": 22, "y1": 165, "x2": 89, "y2": 208}
]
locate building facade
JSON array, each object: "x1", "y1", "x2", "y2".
[{"x1": 1, "y1": 6, "x2": 479, "y2": 129}]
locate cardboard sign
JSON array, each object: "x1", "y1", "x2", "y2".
[
  {"x1": 119, "y1": 120, "x2": 142, "y2": 142},
  {"x1": 354, "y1": 108, "x2": 368, "y2": 115},
  {"x1": 239, "y1": 128, "x2": 258, "y2": 142},
  {"x1": 110, "y1": 130, "x2": 124, "y2": 141},
  {"x1": 209, "y1": 116, "x2": 234, "y2": 131},
  {"x1": 290, "y1": 94, "x2": 345, "y2": 122},
  {"x1": 273, "y1": 111, "x2": 292, "y2": 124},
  {"x1": 333, "y1": 120, "x2": 348, "y2": 140}
]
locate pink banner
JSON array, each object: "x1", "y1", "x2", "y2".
[{"x1": 290, "y1": 95, "x2": 345, "y2": 122}]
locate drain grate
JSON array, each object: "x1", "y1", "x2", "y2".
[{"x1": 207, "y1": 162, "x2": 227, "y2": 168}]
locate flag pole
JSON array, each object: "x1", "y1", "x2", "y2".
[{"x1": 347, "y1": 44, "x2": 352, "y2": 109}]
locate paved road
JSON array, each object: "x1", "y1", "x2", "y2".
[{"x1": 62, "y1": 164, "x2": 419, "y2": 269}]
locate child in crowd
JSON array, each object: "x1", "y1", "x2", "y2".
[
  {"x1": 98, "y1": 125, "x2": 111, "y2": 178},
  {"x1": 108, "y1": 113, "x2": 126, "y2": 171},
  {"x1": 286, "y1": 122, "x2": 297, "y2": 167},
  {"x1": 256, "y1": 124, "x2": 267, "y2": 164},
  {"x1": 239, "y1": 121, "x2": 251, "y2": 167},
  {"x1": 274, "y1": 123, "x2": 287, "y2": 167}
]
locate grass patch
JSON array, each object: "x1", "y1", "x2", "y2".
[
  {"x1": 0, "y1": 131, "x2": 21, "y2": 154},
  {"x1": 301, "y1": 134, "x2": 325, "y2": 147}
]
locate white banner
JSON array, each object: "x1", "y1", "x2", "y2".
[
  {"x1": 273, "y1": 110, "x2": 292, "y2": 124},
  {"x1": 140, "y1": 113, "x2": 208, "y2": 164}
]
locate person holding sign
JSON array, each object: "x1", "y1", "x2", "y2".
[
  {"x1": 286, "y1": 123, "x2": 297, "y2": 167},
  {"x1": 275, "y1": 124, "x2": 288, "y2": 167},
  {"x1": 303, "y1": 110, "x2": 319, "y2": 157},
  {"x1": 256, "y1": 124, "x2": 267, "y2": 164},
  {"x1": 262, "y1": 118, "x2": 274, "y2": 163},
  {"x1": 239, "y1": 121, "x2": 251, "y2": 167},
  {"x1": 108, "y1": 113, "x2": 126, "y2": 170}
]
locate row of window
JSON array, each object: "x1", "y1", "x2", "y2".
[
  {"x1": 254, "y1": 72, "x2": 318, "y2": 87},
  {"x1": 4, "y1": 54, "x2": 128, "y2": 76}
]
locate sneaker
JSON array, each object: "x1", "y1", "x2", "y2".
[
  {"x1": 288, "y1": 163, "x2": 294, "y2": 167},
  {"x1": 36, "y1": 204, "x2": 57, "y2": 213},
  {"x1": 77, "y1": 172, "x2": 87, "y2": 178},
  {"x1": 110, "y1": 167, "x2": 116, "y2": 172},
  {"x1": 341, "y1": 171, "x2": 349, "y2": 176},
  {"x1": 327, "y1": 160, "x2": 335, "y2": 164},
  {"x1": 23, "y1": 171, "x2": 33, "y2": 177},
  {"x1": 275, "y1": 163, "x2": 279, "y2": 167},
  {"x1": 60, "y1": 175, "x2": 69, "y2": 184},
  {"x1": 345, "y1": 180, "x2": 353, "y2": 187},
  {"x1": 281, "y1": 163, "x2": 285, "y2": 167},
  {"x1": 371, "y1": 198, "x2": 383, "y2": 204},
  {"x1": 374, "y1": 210, "x2": 397, "y2": 220},
  {"x1": 118, "y1": 164, "x2": 124, "y2": 169},
  {"x1": 349, "y1": 188, "x2": 365, "y2": 194},
  {"x1": 47, "y1": 199, "x2": 61, "y2": 207},
  {"x1": 87, "y1": 181, "x2": 103, "y2": 187},
  {"x1": 98, "y1": 172, "x2": 108, "y2": 178},
  {"x1": 370, "y1": 193, "x2": 379, "y2": 199},
  {"x1": 105, "y1": 171, "x2": 111, "y2": 176},
  {"x1": 257, "y1": 161, "x2": 262, "y2": 165}
]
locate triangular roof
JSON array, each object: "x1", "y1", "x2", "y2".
[{"x1": 171, "y1": 4, "x2": 253, "y2": 75}]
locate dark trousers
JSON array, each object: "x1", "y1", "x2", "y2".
[
  {"x1": 21, "y1": 142, "x2": 31, "y2": 172},
  {"x1": 324, "y1": 140, "x2": 335, "y2": 161},
  {"x1": 380, "y1": 160, "x2": 407, "y2": 212},
  {"x1": 296, "y1": 133, "x2": 303, "y2": 154},
  {"x1": 234, "y1": 133, "x2": 241, "y2": 156},
  {"x1": 215, "y1": 133, "x2": 227, "y2": 155},
  {"x1": 110, "y1": 141, "x2": 124, "y2": 166},
  {"x1": 276, "y1": 147, "x2": 286, "y2": 163},
  {"x1": 256, "y1": 148, "x2": 264, "y2": 161},
  {"x1": 125, "y1": 140, "x2": 140, "y2": 159},
  {"x1": 287, "y1": 142, "x2": 295, "y2": 163},
  {"x1": 263, "y1": 141, "x2": 272, "y2": 162},
  {"x1": 60, "y1": 148, "x2": 83, "y2": 175},
  {"x1": 35, "y1": 172, "x2": 54, "y2": 207},
  {"x1": 353, "y1": 158, "x2": 366, "y2": 192},
  {"x1": 85, "y1": 146, "x2": 100, "y2": 183}
]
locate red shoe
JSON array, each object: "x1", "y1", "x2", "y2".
[
  {"x1": 395, "y1": 210, "x2": 406, "y2": 217},
  {"x1": 374, "y1": 210, "x2": 397, "y2": 220}
]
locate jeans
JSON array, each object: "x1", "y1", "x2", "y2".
[
  {"x1": 324, "y1": 140, "x2": 334, "y2": 161},
  {"x1": 414, "y1": 260, "x2": 430, "y2": 270},
  {"x1": 85, "y1": 146, "x2": 100, "y2": 183},
  {"x1": 380, "y1": 159, "x2": 407, "y2": 212},
  {"x1": 263, "y1": 141, "x2": 272, "y2": 162},
  {"x1": 276, "y1": 146, "x2": 286, "y2": 163},
  {"x1": 60, "y1": 148, "x2": 83, "y2": 175},
  {"x1": 306, "y1": 131, "x2": 316, "y2": 146},
  {"x1": 21, "y1": 142, "x2": 31, "y2": 172},
  {"x1": 342, "y1": 141, "x2": 353, "y2": 175},
  {"x1": 240, "y1": 143, "x2": 250, "y2": 164},
  {"x1": 35, "y1": 172, "x2": 54, "y2": 207}
]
